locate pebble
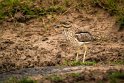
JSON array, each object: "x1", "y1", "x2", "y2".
[
  {"x1": 42, "y1": 37, "x2": 48, "y2": 41},
  {"x1": 0, "y1": 55, "x2": 4, "y2": 58},
  {"x1": 20, "y1": 55, "x2": 26, "y2": 60}
]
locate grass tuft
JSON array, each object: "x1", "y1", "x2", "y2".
[
  {"x1": 47, "y1": 75, "x2": 63, "y2": 82},
  {"x1": 0, "y1": 0, "x2": 67, "y2": 22},
  {"x1": 118, "y1": 16, "x2": 124, "y2": 30},
  {"x1": 92, "y1": 0, "x2": 124, "y2": 30},
  {"x1": 63, "y1": 60, "x2": 96, "y2": 66},
  {"x1": 3, "y1": 77, "x2": 37, "y2": 83},
  {"x1": 108, "y1": 72, "x2": 124, "y2": 83},
  {"x1": 0, "y1": 0, "x2": 123, "y2": 29},
  {"x1": 69, "y1": 73, "x2": 81, "y2": 78}
]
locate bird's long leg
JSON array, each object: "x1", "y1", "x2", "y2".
[
  {"x1": 76, "y1": 47, "x2": 80, "y2": 62},
  {"x1": 83, "y1": 44, "x2": 87, "y2": 63}
]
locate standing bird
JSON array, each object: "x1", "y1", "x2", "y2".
[{"x1": 63, "y1": 27, "x2": 93, "y2": 63}]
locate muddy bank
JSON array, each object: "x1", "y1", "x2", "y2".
[
  {"x1": 0, "y1": 66, "x2": 124, "y2": 83},
  {"x1": 0, "y1": 10, "x2": 124, "y2": 72}
]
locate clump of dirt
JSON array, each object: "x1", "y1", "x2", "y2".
[{"x1": 0, "y1": 9, "x2": 124, "y2": 73}]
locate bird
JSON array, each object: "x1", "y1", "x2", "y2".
[{"x1": 63, "y1": 27, "x2": 93, "y2": 63}]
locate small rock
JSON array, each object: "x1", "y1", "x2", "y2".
[
  {"x1": 33, "y1": 56, "x2": 38, "y2": 61},
  {"x1": 0, "y1": 54, "x2": 3, "y2": 58},
  {"x1": 42, "y1": 37, "x2": 48, "y2": 41},
  {"x1": 27, "y1": 58, "x2": 32, "y2": 62},
  {"x1": 20, "y1": 55, "x2": 26, "y2": 60}
]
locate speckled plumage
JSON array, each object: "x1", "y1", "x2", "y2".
[
  {"x1": 75, "y1": 32, "x2": 93, "y2": 42},
  {"x1": 63, "y1": 28, "x2": 93, "y2": 62}
]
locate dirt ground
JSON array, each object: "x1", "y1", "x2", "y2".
[{"x1": 0, "y1": 8, "x2": 124, "y2": 78}]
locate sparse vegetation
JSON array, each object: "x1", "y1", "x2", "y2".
[
  {"x1": 118, "y1": 16, "x2": 124, "y2": 30},
  {"x1": 0, "y1": 0, "x2": 85, "y2": 22},
  {"x1": 0, "y1": 0, "x2": 66, "y2": 22},
  {"x1": 47, "y1": 75, "x2": 63, "y2": 82},
  {"x1": 92, "y1": 0, "x2": 124, "y2": 29},
  {"x1": 109, "y1": 72, "x2": 124, "y2": 83},
  {"x1": 63, "y1": 60, "x2": 96, "y2": 66},
  {"x1": 111, "y1": 60, "x2": 124, "y2": 65},
  {"x1": 69, "y1": 61, "x2": 96, "y2": 66},
  {"x1": 3, "y1": 77, "x2": 37, "y2": 83},
  {"x1": 69, "y1": 73, "x2": 81, "y2": 78},
  {"x1": 93, "y1": 0, "x2": 118, "y2": 14},
  {"x1": 0, "y1": 0, "x2": 124, "y2": 29},
  {"x1": 45, "y1": 73, "x2": 82, "y2": 83}
]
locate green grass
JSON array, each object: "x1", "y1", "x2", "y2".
[
  {"x1": 111, "y1": 60, "x2": 124, "y2": 65},
  {"x1": 47, "y1": 75, "x2": 63, "y2": 82},
  {"x1": 93, "y1": 0, "x2": 118, "y2": 13},
  {"x1": 0, "y1": 0, "x2": 89, "y2": 22},
  {"x1": 46, "y1": 5, "x2": 66, "y2": 13},
  {"x1": 0, "y1": 0, "x2": 123, "y2": 29},
  {"x1": 3, "y1": 77, "x2": 37, "y2": 83},
  {"x1": 118, "y1": 16, "x2": 124, "y2": 30},
  {"x1": 0, "y1": 0, "x2": 20, "y2": 18},
  {"x1": 63, "y1": 60, "x2": 96, "y2": 66},
  {"x1": 47, "y1": 73, "x2": 81, "y2": 82},
  {"x1": 0, "y1": 0, "x2": 66, "y2": 22},
  {"x1": 108, "y1": 72, "x2": 124, "y2": 83},
  {"x1": 69, "y1": 73, "x2": 81, "y2": 78}
]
